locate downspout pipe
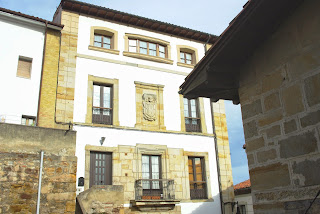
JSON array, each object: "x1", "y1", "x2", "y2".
[
  {"x1": 210, "y1": 100, "x2": 225, "y2": 214},
  {"x1": 36, "y1": 151, "x2": 44, "y2": 214},
  {"x1": 36, "y1": 21, "x2": 48, "y2": 125}
]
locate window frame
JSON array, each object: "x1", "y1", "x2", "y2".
[
  {"x1": 180, "y1": 51, "x2": 193, "y2": 64},
  {"x1": 92, "y1": 84, "x2": 113, "y2": 125},
  {"x1": 21, "y1": 115, "x2": 36, "y2": 126},
  {"x1": 89, "y1": 26, "x2": 119, "y2": 55},
  {"x1": 86, "y1": 75, "x2": 119, "y2": 126},
  {"x1": 183, "y1": 97, "x2": 201, "y2": 133},
  {"x1": 179, "y1": 95, "x2": 207, "y2": 134},
  {"x1": 93, "y1": 33, "x2": 112, "y2": 49},
  {"x1": 176, "y1": 45, "x2": 199, "y2": 68},
  {"x1": 141, "y1": 154, "x2": 162, "y2": 198},
  {"x1": 239, "y1": 205, "x2": 246, "y2": 214},
  {"x1": 124, "y1": 34, "x2": 173, "y2": 64},
  {"x1": 128, "y1": 39, "x2": 167, "y2": 58},
  {"x1": 17, "y1": 56, "x2": 32, "y2": 79},
  {"x1": 188, "y1": 156, "x2": 208, "y2": 200}
]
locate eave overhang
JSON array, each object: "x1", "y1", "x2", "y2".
[
  {"x1": 0, "y1": 7, "x2": 63, "y2": 31},
  {"x1": 55, "y1": 0, "x2": 217, "y2": 44},
  {"x1": 180, "y1": 0, "x2": 304, "y2": 104}
]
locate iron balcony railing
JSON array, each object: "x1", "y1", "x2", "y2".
[
  {"x1": 190, "y1": 181, "x2": 207, "y2": 199},
  {"x1": 135, "y1": 179, "x2": 175, "y2": 200}
]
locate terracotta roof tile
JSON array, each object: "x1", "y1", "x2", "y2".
[{"x1": 234, "y1": 179, "x2": 251, "y2": 190}]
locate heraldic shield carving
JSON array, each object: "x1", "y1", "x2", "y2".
[{"x1": 142, "y1": 93, "x2": 157, "y2": 121}]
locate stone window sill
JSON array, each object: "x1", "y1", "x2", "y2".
[
  {"x1": 88, "y1": 45, "x2": 120, "y2": 55},
  {"x1": 123, "y1": 51, "x2": 173, "y2": 65},
  {"x1": 177, "y1": 62, "x2": 195, "y2": 68},
  {"x1": 131, "y1": 200, "x2": 180, "y2": 212}
]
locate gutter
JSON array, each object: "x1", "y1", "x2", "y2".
[
  {"x1": 53, "y1": 28, "x2": 74, "y2": 129},
  {"x1": 0, "y1": 10, "x2": 62, "y2": 31}
]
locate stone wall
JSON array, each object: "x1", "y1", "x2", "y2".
[
  {"x1": 0, "y1": 123, "x2": 77, "y2": 213},
  {"x1": 84, "y1": 144, "x2": 214, "y2": 213},
  {"x1": 238, "y1": 1, "x2": 320, "y2": 213},
  {"x1": 37, "y1": 28, "x2": 63, "y2": 129},
  {"x1": 212, "y1": 100, "x2": 235, "y2": 213},
  {"x1": 54, "y1": 10, "x2": 79, "y2": 124}
]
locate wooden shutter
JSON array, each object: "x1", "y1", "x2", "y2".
[{"x1": 17, "y1": 57, "x2": 32, "y2": 78}]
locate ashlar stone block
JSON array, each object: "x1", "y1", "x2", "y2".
[
  {"x1": 283, "y1": 84, "x2": 305, "y2": 117},
  {"x1": 264, "y1": 91, "x2": 281, "y2": 112},
  {"x1": 300, "y1": 109, "x2": 320, "y2": 128},
  {"x1": 304, "y1": 72, "x2": 320, "y2": 107},
  {"x1": 250, "y1": 163, "x2": 290, "y2": 191},
  {"x1": 242, "y1": 99, "x2": 263, "y2": 120},
  {"x1": 292, "y1": 158, "x2": 320, "y2": 186},
  {"x1": 284, "y1": 119, "x2": 297, "y2": 134},
  {"x1": 279, "y1": 130, "x2": 318, "y2": 158}
]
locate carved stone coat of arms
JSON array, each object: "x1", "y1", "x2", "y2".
[{"x1": 142, "y1": 94, "x2": 157, "y2": 121}]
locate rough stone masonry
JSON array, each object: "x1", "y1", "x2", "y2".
[
  {"x1": 0, "y1": 123, "x2": 77, "y2": 214},
  {"x1": 238, "y1": 1, "x2": 320, "y2": 213}
]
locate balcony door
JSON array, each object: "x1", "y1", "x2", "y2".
[{"x1": 142, "y1": 155, "x2": 162, "y2": 199}]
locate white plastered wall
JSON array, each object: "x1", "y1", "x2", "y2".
[
  {"x1": 0, "y1": 15, "x2": 44, "y2": 124},
  {"x1": 73, "y1": 15, "x2": 220, "y2": 214}
]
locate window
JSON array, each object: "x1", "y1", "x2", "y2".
[
  {"x1": 89, "y1": 26, "x2": 119, "y2": 55},
  {"x1": 141, "y1": 155, "x2": 162, "y2": 199},
  {"x1": 94, "y1": 34, "x2": 111, "y2": 49},
  {"x1": 89, "y1": 151, "x2": 112, "y2": 187},
  {"x1": 188, "y1": 157, "x2": 207, "y2": 199},
  {"x1": 183, "y1": 98, "x2": 201, "y2": 132},
  {"x1": 239, "y1": 205, "x2": 246, "y2": 214},
  {"x1": 176, "y1": 45, "x2": 198, "y2": 68},
  {"x1": 92, "y1": 84, "x2": 113, "y2": 125},
  {"x1": 180, "y1": 52, "x2": 192, "y2": 64},
  {"x1": 17, "y1": 56, "x2": 32, "y2": 78},
  {"x1": 129, "y1": 39, "x2": 166, "y2": 58},
  {"x1": 124, "y1": 34, "x2": 173, "y2": 64},
  {"x1": 21, "y1": 115, "x2": 36, "y2": 126}
]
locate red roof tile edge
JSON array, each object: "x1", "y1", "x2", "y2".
[
  {"x1": 234, "y1": 179, "x2": 251, "y2": 190},
  {"x1": 0, "y1": 7, "x2": 63, "y2": 29}
]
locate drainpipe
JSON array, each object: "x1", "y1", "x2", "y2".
[
  {"x1": 37, "y1": 21, "x2": 48, "y2": 126},
  {"x1": 204, "y1": 35, "x2": 212, "y2": 54},
  {"x1": 36, "y1": 151, "x2": 44, "y2": 214},
  {"x1": 53, "y1": 28, "x2": 74, "y2": 128},
  {"x1": 210, "y1": 99, "x2": 225, "y2": 214}
]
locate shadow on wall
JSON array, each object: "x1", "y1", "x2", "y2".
[{"x1": 181, "y1": 193, "x2": 222, "y2": 214}]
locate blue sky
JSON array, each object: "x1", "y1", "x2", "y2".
[{"x1": 0, "y1": 0, "x2": 249, "y2": 185}]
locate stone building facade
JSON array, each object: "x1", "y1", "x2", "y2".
[
  {"x1": 180, "y1": 0, "x2": 320, "y2": 213},
  {"x1": 48, "y1": 0, "x2": 234, "y2": 213},
  {"x1": 0, "y1": 0, "x2": 236, "y2": 213}
]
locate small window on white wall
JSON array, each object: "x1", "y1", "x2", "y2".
[{"x1": 17, "y1": 56, "x2": 32, "y2": 79}]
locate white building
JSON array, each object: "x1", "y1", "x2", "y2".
[
  {"x1": 48, "y1": 0, "x2": 234, "y2": 213},
  {"x1": 234, "y1": 180, "x2": 254, "y2": 214},
  {"x1": 0, "y1": 8, "x2": 62, "y2": 125}
]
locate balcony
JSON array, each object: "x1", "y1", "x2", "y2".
[{"x1": 132, "y1": 179, "x2": 179, "y2": 212}]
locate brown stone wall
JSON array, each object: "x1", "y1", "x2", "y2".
[
  {"x1": 0, "y1": 123, "x2": 77, "y2": 213},
  {"x1": 0, "y1": 152, "x2": 77, "y2": 214},
  {"x1": 238, "y1": 1, "x2": 320, "y2": 213}
]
